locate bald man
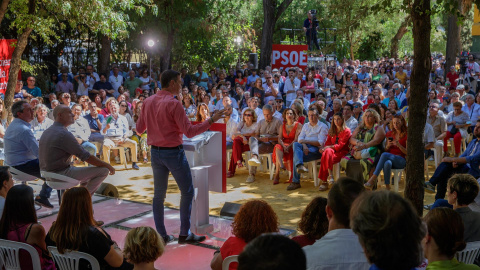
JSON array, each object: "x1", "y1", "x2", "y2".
[{"x1": 39, "y1": 105, "x2": 115, "y2": 195}]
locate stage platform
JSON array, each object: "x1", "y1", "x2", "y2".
[{"x1": 31, "y1": 184, "x2": 295, "y2": 270}]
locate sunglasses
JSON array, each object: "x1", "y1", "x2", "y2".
[
  {"x1": 244, "y1": 114, "x2": 253, "y2": 117},
  {"x1": 120, "y1": 105, "x2": 127, "y2": 107}
]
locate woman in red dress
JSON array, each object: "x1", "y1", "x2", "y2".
[
  {"x1": 272, "y1": 108, "x2": 302, "y2": 184},
  {"x1": 317, "y1": 113, "x2": 351, "y2": 191}
]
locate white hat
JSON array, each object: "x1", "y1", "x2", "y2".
[{"x1": 457, "y1": 84, "x2": 465, "y2": 90}]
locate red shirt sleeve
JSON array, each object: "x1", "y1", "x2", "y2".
[{"x1": 333, "y1": 128, "x2": 352, "y2": 152}]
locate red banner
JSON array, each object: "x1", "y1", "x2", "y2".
[
  {"x1": 271, "y1": 44, "x2": 308, "y2": 69},
  {"x1": 0, "y1": 39, "x2": 17, "y2": 95}
]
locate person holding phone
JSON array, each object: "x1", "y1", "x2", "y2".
[{"x1": 364, "y1": 115, "x2": 407, "y2": 190}]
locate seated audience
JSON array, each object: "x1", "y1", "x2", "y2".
[
  {"x1": 272, "y1": 108, "x2": 302, "y2": 184},
  {"x1": 69, "y1": 104, "x2": 97, "y2": 155},
  {"x1": 46, "y1": 187, "x2": 129, "y2": 269},
  {"x1": 303, "y1": 177, "x2": 368, "y2": 270},
  {"x1": 5, "y1": 100, "x2": 53, "y2": 208},
  {"x1": 221, "y1": 105, "x2": 238, "y2": 149},
  {"x1": 183, "y1": 93, "x2": 197, "y2": 121},
  {"x1": 423, "y1": 207, "x2": 480, "y2": 269},
  {"x1": 196, "y1": 102, "x2": 211, "y2": 122},
  {"x1": 119, "y1": 100, "x2": 134, "y2": 130},
  {"x1": 365, "y1": 115, "x2": 407, "y2": 190},
  {"x1": 343, "y1": 103, "x2": 358, "y2": 131},
  {"x1": 246, "y1": 105, "x2": 282, "y2": 183},
  {"x1": 31, "y1": 104, "x2": 54, "y2": 141},
  {"x1": 210, "y1": 200, "x2": 279, "y2": 270},
  {"x1": 39, "y1": 105, "x2": 114, "y2": 195},
  {"x1": 227, "y1": 108, "x2": 258, "y2": 177},
  {"x1": 124, "y1": 226, "x2": 165, "y2": 269},
  {"x1": 288, "y1": 107, "x2": 328, "y2": 191},
  {"x1": 100, "y1": 97, "x2": 118, "y2": 118},
  {"x1": 425, "y1": 120, "x2": 480, "y2": 201},
  {"x1": 426, "y1": 102, "x2": 447, "y2": 162},
  {"x1": 84, "y1": 101, "x2": 105, "y2": 153},
  {"x1": 0, "y1": 166, "x2": 13, "y2": 217},
  {"x1": 60, "y1": 92, "x2": 75, "y2": 108},
  {"x1": 292, "y1": 101, "x2": 306, "y2": 124},
  {"x1": 340, "y1": 108, "x2": 386, "y2": 183},
  {"x1": 318, "y1": 112, "x2": 351, "y2": 191},
  {"x1": 292, "y1": 196, "x2": 328, "y2": 247},
  {"x1": 101, "y1": 103, "x2": 139, "y2": 170},
  {"x1": 0, "y1": 185, "x2": 55, "y2": 270},
  {"x1": 350, "y1": 191, "x2": 426, "y2": 270},
  {"x1": 238, "y1": 234, "x2": 306, "y2": 270},
  {"x1": 444, "y1": 101, "x2": 470, "y2": 157}
]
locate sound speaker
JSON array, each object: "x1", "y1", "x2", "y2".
[
  {"x1": 249, "y1": 53, "x2": 258, "y2": 69},
  {"x1": 220, "y1": 202, "x2": 242, "y2": 218}
]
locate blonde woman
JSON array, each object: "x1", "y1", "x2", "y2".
[{"x1": 124, "y1": 227, "x2": 164, "y2": 269}]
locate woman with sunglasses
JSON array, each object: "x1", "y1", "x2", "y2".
[
  {"x1": 139, "y1": 69, "x2": 154, "y2": 92},
  {"x1": 228, "y1": 109, "x2": 258, "y2": 178}
]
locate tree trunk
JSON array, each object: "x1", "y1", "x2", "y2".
[
  {"x1": 4, "y1": 28, "x2": 33, "y2": 123},
  {"x1": 406, "y1": 0, "x2": 431, "y2": 216},
  {"x1": 98, "y1": 34, "x2": 111, "y2": 75},
  {"x1": 445, "y1": 2, "x2": 463, "y2": 72},
  {"x1": 0, "y1": 0, "x2": 10, "y2": 25},
  {"x1": 160, "y1": 29, "x2": 175, "y2": 72},
  {"x1": 390, "y1": 15, "x2": 411, "y2": 59},
  {"x1": 259, "y1": 0, "x2": 294, "y2": 69}
]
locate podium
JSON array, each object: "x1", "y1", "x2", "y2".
[{"x1": 183, "y1": 130, "x2": 224, "y2": 234}]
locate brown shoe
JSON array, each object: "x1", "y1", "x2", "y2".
[
  {"x1": 273, "y1": 174, "x2": 280, "y2": 185},
  {"x1": 287, "y1": 182, "x2": 301, "y2": 191},
  {"x1": 318, "y1": 183, "x2": 329, "y2": 191}
]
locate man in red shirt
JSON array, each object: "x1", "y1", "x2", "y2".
[{"x1": 136, "y1": 70, "x2": 224, "y2": 244}]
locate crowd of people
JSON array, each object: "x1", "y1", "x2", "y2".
[{"x1": 1, "y1": 54, "x2": 480, "y2": 269}]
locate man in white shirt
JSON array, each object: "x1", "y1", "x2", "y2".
[
  {"x1": 217, "y1": 96, "x2": 239, "y2": 123},
  {"x1": 267, "y1": 99, "x2": 283, "y2": 120},
  {"x1": 288, "y1": 107, "x2": 328, "y2": 191},
  {"x1": 109, "y1": 66, "x2": 123, "y2": 98},
  {"x1": 393, "y1": 83, "x2": 406, "y2": 104},
  {"x1": 223, "y1": 105, "x2": 238, "y2": 149},
  {"x1": 343, "y1": 103, "x2": 358, "y2": 131},
  {"x1": 262, "y1": 72, "x2": 279, "y2": 105},
  {"x1": 304, "y1": 177, "x2": 369, "y2": 270},
  {"x1": 242, "y1": 97, "x2": 264, "y2": 122},
  {"x1": 101, "y1": 103, "x2": 139, "y2": 170},
  {"x1": 284, "y1": 68, "x2": 301, "y2": 108},
  {"x1": 215, "y1": 86, "x2": 239, "y2": 111}
]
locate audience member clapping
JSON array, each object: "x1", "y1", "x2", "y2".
[
  {"x1": 237, "y1": 234, "x2": 306, "y2": 270},
  {"x1": 210, "y1": 200, "x2": 279, "y2": 270},
  {"x1": 124, "y1": 226, "x2": 165, "y2": 269},
  {"x1": 350, "y1": 191, "x2": 426, "y2": 270},
  {"x1": 0, "y1": 185, "x2": 55, "y2": 269},
  {"x1": 423, "y1": 207, "x2": 480, "y2": 270},
  {"x1": 292, "y1": 196, "x2": 328, "y2": 247},
  {"x1": 46, "y1": 187, "x2": 130, "y2": 269}
]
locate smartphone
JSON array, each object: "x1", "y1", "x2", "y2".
[
  {"x1": 443, "y1": 97, "x2": 449, "y2": 100},
  {"x1": 106, "y1": 116, "x2": 113, "y2": 124}
]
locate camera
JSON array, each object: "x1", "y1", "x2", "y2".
[{"x1": 310, "y1": 9, "x2": 317, "y2": 16}]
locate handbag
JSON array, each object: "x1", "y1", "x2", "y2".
[{"x1": 450, "y1": 126, "x2": 459, "y2": 135}]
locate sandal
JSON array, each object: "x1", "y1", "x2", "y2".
[
  {"x1": 143, "y1": 158, "x2": 148, "y2": 164},
  {"x1": 327, "y1": 176, "x2": 335, "y2": 186},
  {"x1": 237, "y1": 161, "x2": 244, "y2": 168},
  {"x1": 273, "y1": 173, "x2": 280, "y2": 185},
  {"x1": 364, "y1": 181, "x2": 375, "y2": 190}
]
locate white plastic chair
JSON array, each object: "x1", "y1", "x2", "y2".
[
  {"x1": 333, "y1": 163, "x2": 341, "y2": 181},
  {"x1": 222, "y1": 255, "x2": 239, "y2": 270},
  {"x1": 8, "y1": 166, "x2": 38, "y2": 183},
  {"x1": 455, "y1": 240, "x2": 480, "y2": 264},
  {"x1": 449, "y1": 137, "x2": 467, "y2": 156},
  {"x1": 259, "y1": 153, "x2": 274, "y2": 180},
  {"x1": 48, "y1": 246, "x2": 100, "y2": 270},
  {"x1": 305, "y1": 160, "x2": 320, "y2": 186},
  {"x1": 0, "y1": 239, "x2": 42, "y2": 270},
  {"x1": 40, "y1": 171, "x2": 80, "y2": 192}
]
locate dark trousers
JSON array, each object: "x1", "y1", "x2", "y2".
[
  {"x1": 13, "y1": 159, "x2": 52, "y2": 199},
  {"x1": 306, "y1": 32, "x2": 320, "y2": 51},
  {"x1": 429, "y1": 162, "x2": 470, "y2": 200}
]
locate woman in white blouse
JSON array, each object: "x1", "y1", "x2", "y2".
[{"x1": 227, "y1": 108, "x2": 258, "y2": 177}]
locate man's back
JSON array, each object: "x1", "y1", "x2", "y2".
[{"x1": 303, "y1": 229, "x2": 370, "y2": 270}]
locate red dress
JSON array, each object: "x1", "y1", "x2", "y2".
[
  {"x1": 318, "y1": 128, "x2": 352, "y2": 182},
  {"x1": 297, "y1": 116, "x2": 306, "y2": 124},
  {"x1": 220, "y1": 236, "x2": 247, "y2": 270},
  {"x1": 272, "y1": 122, "x2": 299, "y2": 181}
]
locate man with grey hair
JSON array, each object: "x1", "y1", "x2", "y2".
[
  {"x1": 218, "y1": 96, "x2": 239, "y2": 122},
  {"x1": 246, "y1": 104, "x2": 282, "y2": 183},
  {"x1": 39, "y1": 105, "x2": 114, "y2": 195},
  {"x1": 462, "y1": 94, "x2": 480, "y2": 133},
  {"x1": 326, "y1": 98, "x2": 342, "y2": 123},
  {"x1": 289, "y1": 106, "x2": 328, "y2": 191},
  {"x1": 48, "y1": 99, "x2": 60, "y2": 120},
  {"x1": 393, "y1": 83, "x2": 406, "y2": 103},
  {"x1": 5, "y1": 100, "x2": 54, "y2": 208},
  {"x1": 215, "y1": 85, "x2": 239, "y2": 111}
]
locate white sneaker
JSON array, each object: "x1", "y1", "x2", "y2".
[
  {"x1": 114, "y1": 156, "x2": 121, "y2": 164},
  {"x1": 246, "y1": 175, "x2": 255, "y2": 183},
  {"x1": 428, "y1": 156, "x2": 434, "y2": 161},
  {"x1": 248, "y1": 157, "x2": 261, "y2": 167}
]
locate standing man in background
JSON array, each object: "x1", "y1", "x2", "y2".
[
  {"x1": 136, "y1": 69, "x2": 225, "y2": 244},
  {"x1": 303, "y1": 10, "x2": 320, "y2": 51}
]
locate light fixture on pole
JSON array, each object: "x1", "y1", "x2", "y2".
[
  {"x1": 147, "y1": 40, "x2": 155, "y2": 83},
  {"x1": 234, "y1": 36, "x2": 242, "y2": 64}
]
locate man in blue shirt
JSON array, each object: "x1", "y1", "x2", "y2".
[
  {"x1": 425, "y1": 119, "x2": 480, "y2": 201},
  {"x1": 84, "y1": 102, "x2": 105, "y2": 156},
  {"x1": 356, "y1": 66, "x2": 370, "y2": 83},
  {"x1": 194, "y1": 65, "x2": 209, "y2": 90},
  {"x1": 4, "y1": 100, "x2": 53, "y2": 208},
  {"x1": 23, "y1": 76, "x2": 42, "y2": 97},
  {"x1": 247, "y1": 69, "x2": 259, "y2": 91}
]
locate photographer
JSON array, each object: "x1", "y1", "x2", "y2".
[
  {"x1": 74, "y1": 73, "x2": 89, "y2": 96},
  {"x1": 303, "y1": 10, "x2": 320, "y2": 51}
]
